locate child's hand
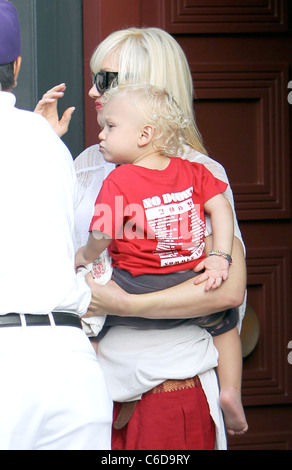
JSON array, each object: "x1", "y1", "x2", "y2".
[
  {"x1": 193, "y1": 255, "x2": 230, "y2": 292},
  {"x1": 75, "y1": 247, "x2": 89, "y2": 272}
]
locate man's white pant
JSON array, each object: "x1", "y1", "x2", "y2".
[{"x1": 0, "y1": 323, "x2": 113, "y2": 450}]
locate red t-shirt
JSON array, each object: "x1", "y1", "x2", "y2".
[{"x1": 89, "y1": 157, "x2": 227, "y2": 276}]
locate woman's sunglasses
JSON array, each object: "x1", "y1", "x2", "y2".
[{"x1": 91, "y1": 70, "x2": 119, "y2": 94}]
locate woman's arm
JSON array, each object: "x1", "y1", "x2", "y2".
[{"x1": 84, "y1": 235, "x2": 246, "y2": 319}]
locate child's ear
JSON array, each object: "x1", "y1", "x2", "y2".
[{"x1": 138, "y1": 125, "x2": 154, "y2": 147}]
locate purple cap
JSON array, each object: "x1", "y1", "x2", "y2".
[{"x1": 0, "y1": 0, "x2": 21, "y2": 66}]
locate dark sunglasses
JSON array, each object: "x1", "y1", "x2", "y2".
[{"x1": 91, "y1": 70, "x2": 119, "y2": 94}]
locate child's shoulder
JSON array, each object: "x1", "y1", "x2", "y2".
[
  {"x1": 175, "y1": 155, "x2": 206, "y2": 174},
  {"x1": 105, "y1": 163, "x2": 136, "y2": 185},
  {"x1": 108, "y1": 163, "x2": 131, "y2": 176}
]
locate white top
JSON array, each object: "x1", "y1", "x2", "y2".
[
  {"x1": 0, "y1": 92, "x2": 91, "y2": 316},
  {"x1": 74, "y1": 143, "x2": 247, "y2": 450}
]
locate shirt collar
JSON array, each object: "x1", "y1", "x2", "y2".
[{"x1": 0, "y1": 91, "x2": 16, "y2": 107}]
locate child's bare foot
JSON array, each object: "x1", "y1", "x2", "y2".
[{"x1": 220, "y1": 389, "x2": 248, "y2": 436}]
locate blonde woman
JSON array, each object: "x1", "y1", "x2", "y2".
[{"x1": 36, "y1": 27, "x2": 247, "y2": 450}]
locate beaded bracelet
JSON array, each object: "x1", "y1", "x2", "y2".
[{"x1": 209, "y1": 250, "x2": 233, "y2": 265}]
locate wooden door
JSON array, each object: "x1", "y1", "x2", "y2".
[{"x1": 83, "y1": 0, "x2": 292, "y2": 450}]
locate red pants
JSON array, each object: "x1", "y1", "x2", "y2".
[{"x1": 112, "y1": 377, "x2": 215, "y2": 450}]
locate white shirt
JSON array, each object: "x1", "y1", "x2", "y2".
[
  {"x1": 74, "y1": 143, "x2": 247, "y2": 450},
  {"x1": 0, "y1": 92, "x2": 91, "y2": 315}
]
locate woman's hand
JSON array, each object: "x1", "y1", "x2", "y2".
[{"x1": 34, "y1": 83, "x2": 75, "y2": 137}]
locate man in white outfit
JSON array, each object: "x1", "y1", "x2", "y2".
[{"x1": 0, "y1": 0, "x2": 112, "y2": 450}]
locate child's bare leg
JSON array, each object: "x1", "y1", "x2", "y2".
[{"x1": 213, "y1": 327, "x2": 248, "y2": 435}]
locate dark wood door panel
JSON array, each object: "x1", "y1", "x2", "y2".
[
  {"x1": 228, "y1": 406, "x2": 292, "y2": 450},
  {"x1": 192, "y1": 62, "x2": 290, "y2": 220},
  {"x1": 161, "y1": 0, "x2": 288, "y2": 34}
]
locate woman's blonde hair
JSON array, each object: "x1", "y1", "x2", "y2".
[
  {"x1": 90, "y1": 27, "x2": 206, "y2": 154},
  {"x1": 102, "y1": 84, "x2": 190, "y2": 157}
]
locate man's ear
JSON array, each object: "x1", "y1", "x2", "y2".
[{"x1": 138, "y1": 125, "x2": 154, "y2": 147}]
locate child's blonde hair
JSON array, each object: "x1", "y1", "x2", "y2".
[
  {"x1": 90, "y1": 27, "x2": 206, "y2": 155},
  {"x1": 102, "y1": 84, "x2": 190, "y2": 157}
]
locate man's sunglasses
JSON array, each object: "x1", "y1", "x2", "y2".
[{"x1": 91, "y1": 70, "x2": 119, "y2": 94}]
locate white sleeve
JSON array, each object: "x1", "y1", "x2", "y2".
[{"x1": 73, "y1": 145, "x2": 115, "y2": 250}]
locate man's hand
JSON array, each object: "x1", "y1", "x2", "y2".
[{"x1": 83, "y1": 274, "x2": 130, "y2": 318}]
